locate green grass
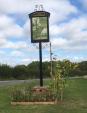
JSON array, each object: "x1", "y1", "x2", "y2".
[{"x1": 0, "y1": 78, "x2": 87, "y2": 113}]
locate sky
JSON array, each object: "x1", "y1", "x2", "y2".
[{"x1": 0, "y1": 0, "x2": 87, "y2": 66}]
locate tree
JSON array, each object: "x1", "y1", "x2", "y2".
[
  {"x1": 13, "y1": 65, "x2": 27, "y2": 79},
  {"x1": 77, "y1": 61, "x2": 87, "y2": 76},
  {"x1": 27, "y1": 61, "x2": 39, "y2": 78},
  {"x1": 51, "y1": 59, "x2": 78, "y2": 102},
  {"x1": 0, "y1": 64, "x2": 13, "y2": 79},
  {"x1": 42, "y1": 62, "x2": 50, "y2": 78}
]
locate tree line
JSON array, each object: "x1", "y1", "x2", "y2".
[{"x1": 0, "y1": 60, "x2": 87, "y2": 80}]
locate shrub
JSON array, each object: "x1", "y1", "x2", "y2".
[{"x1": 11, "y1": 85, "x2": 56, "y2": 102}]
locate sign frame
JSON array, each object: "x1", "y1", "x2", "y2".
[{"x1": 29, "y1": 11, "x2": 50, "y2": 43}]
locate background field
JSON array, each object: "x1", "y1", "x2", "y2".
[{"x1": 0, "y1": 78, "x2": 87, "y2": 113}]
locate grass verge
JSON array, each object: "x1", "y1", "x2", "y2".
[{"x1": 0, "y1": 78, "x2": 87, "y2": 113}]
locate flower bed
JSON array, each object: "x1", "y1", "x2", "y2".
[{"x1": 11, "y1": 86, "x2": 56, "y2": 104}]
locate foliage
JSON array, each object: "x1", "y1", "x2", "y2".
[
  {"x1": 11, "y1": 85, "x2": 56, "y2": 102},
  {"x1": 11, "y1": 85, "x2": 33, "y2": 102},
  {"x1": 0, "y1": 60, "x2": 87, "y2": 80},
  {"x1": 51, "y1": 59, "x2": 78, "y2": 102},
  {"x1": 0, "y1": 64, "x2": 13, "y2": 79},
  {"x1": 76, "y1": 61, "x2": 87, "y2": 76},
  {"x1": 12, "y1": 65, "x2": 28, "y2": 79},
  {"x1": 27, "y1": 61, "x2": 40, "y2": 78}
]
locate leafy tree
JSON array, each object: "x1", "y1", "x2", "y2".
[
  {"x1": 50, "y1": 59, "x2": 78, "y2": 102},
  {"x1": 0, "y1": 64, "x2": 13, "y2": 79},
  {"x1": 42, "y1": 62, "x2": 50, "y2": 78},
  {"x1": 27, "y1": 61, "x2": 39, "y2": 78},
  {"x1": 13, "y1": 65, "x2": 27, "y2": 79},
  {"x1": 76, "y1": 61, "x2": 87, "y2": 76},
  {"x1": 0, "y1": 60, "x2": 87, "y2": 80}
]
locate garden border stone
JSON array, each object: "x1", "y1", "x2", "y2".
[{"x1": 11, "y1": 101, "x2": 56, "y2": 105}]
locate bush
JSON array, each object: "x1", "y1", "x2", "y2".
[{"x1": 11, "y1": 85, "x2": 56, "y2": 102}]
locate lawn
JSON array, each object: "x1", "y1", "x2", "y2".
[{"x1": 0, "y1": 78, "x2": 87, "y2": 113}]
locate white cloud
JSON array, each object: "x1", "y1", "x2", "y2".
[
  {"x1": 50, "y1": 25, "x2": 61, "y2": 36},
  {"x1": 51, "y1": 16, "x2": 87, "y2": 38},
  {"x1": 61, "y1": 17, "x2": 87, "y2": 40},
  {"x1": 0, "y1": 14, "x2": 13, "y2": 28},
  {"x1": 22, "y1": 0, "x2": 78, "y2": 38},
  {"x1": 50, "y1": 15, "x2": 87, "y2": 51},
  {"x1": 0, "y1": 50, "x2": 5, "y2": 55},
  {"x1": 0, "y1": 0, "x2": 31, "y2": 14},
  {"x1": 52, "y1": 38, "x2": 68, "y2": 47},
  {"x1": 0, "y1": 0, "x2": 87, "y2": 65},
  {"x1": 47, "y1": 0, "x2": 78, "y2": 24},
  {"x1": 1, "y1": 41, "x2": 27, "y2": 49},
  {"x1": 43, "y1": 57, "x2": 50, "y2": 62},
  {"x1": 21, "y1": 58, "x2": 38, "y2": 65},
  {"x1": 0, "y1": 0, "x2": 78, "y2": 14},
  {"x1": 23, "y1": 19, "x2": 30, "y2": 37},
  {"x1": 11, "y1": 50, "x2": 24, "y2": 57},
  {"x1": 0, "y1": 0, "x2": 78, "y2": 26},
  {"x1": 0, "y1": 14, "x2": 25, "y2": 41},
  {"x1": 0, "y1": 38, "x2": 6, "y2": 46},
  {"x1": 4, "y1": 24, "x2": 24, "y2": 38},
  {"x1": 69, "y1": 56, "x2": 87, "y2": 62}
]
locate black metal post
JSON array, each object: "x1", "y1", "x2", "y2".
[
  {"x1": 39, "y1": 42, "x2": 43, "y2": 86},
  {"x1": 50, "y1": 42, "x2": 53, "y2": 78}
]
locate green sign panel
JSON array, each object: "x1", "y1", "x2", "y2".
[
  {"x1": 29, "y1": 11, "x2": 50, "y2": 43},
  {"x1": 32, "y1": 17, "x2": 48, "y2": 41}
]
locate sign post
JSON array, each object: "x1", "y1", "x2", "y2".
[
  {"x1": 29, "y1": 10, "x2": 50, "y2": 86},
  {"x1": 39, "y1": 42, "x2": 43, "y2": 86}
]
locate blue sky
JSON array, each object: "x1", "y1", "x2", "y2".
[{"x1": 0, "y1": 0, "x2": 87, "y2": 66}]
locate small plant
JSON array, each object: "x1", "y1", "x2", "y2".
[
  {"x1": 11, "y1": 84, "x2": 56, "y2": 102},
  {"x1": 50, "y1": 59, "x2": 78, "y2": 102},
  {"x1": 11, "y1": 88, "x2": 24, "y2": 102},
  {"x1": 11, "y1": 84, "x2": 33, "y2": 102}
]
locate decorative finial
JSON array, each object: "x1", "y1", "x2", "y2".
[{"x1": 34, "y1": 4, "x2": 44, "y2": 11}]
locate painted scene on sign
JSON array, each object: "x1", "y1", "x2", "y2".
[{"x1": 32, "y1": 17, "x2": 48, "y2": 40}]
